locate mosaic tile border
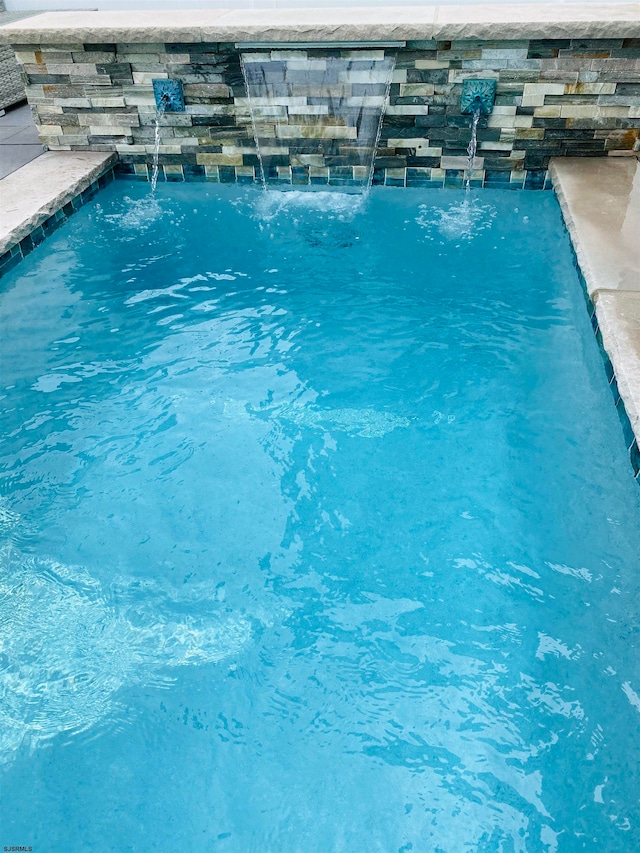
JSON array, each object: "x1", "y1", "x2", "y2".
[
  {"x1": 0, "y1": 167, "x2": 115, "y2": 279},
  {"x1": 114, "y1": 161, "x2": 553, "y2": 190}
]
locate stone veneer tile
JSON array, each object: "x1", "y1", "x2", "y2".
[{"x1": 1, "y1": 21, "x2": 639, "y2": 185}]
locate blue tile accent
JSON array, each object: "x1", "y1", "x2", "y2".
[
  {"x1": 0, "y1": 249, "x2": 21, "y2": 276},
  {"x1": 604, "y1": 355, "x2": 616, "y2": 385},
  {"x1": 292, "y1": 167, "x2": 309, "y2": 185},
  {"x1": 483, "y1": 169, "x2": 511, "y2": 184},
  {"x1": 31, "y1": 226, "x2": 46, "y2": 246},
  {"x1": 618, "y1": 394, "x2": 636, "y2": 449},
  {"x1": 461, "y1": 79, "x2": 497, "y2": 115},
  {"x1": 183, "y1": 165, "x2": 205, "y2": 180},
  {"x1": 152, "y1": 79, "x2": 185, "y2": 113},
  {"x1": 42, "y1": 214, "x2": 59, "y2": 236},
  {"x1": 631, "y1": 440, "x2": 640, "y2": 479},
  {"x1": 406, "y1": 178, "x2": 443, "y2": 188},
  {"x1": 525, "y1": 170, "x2": 546, "y2": 190},
  {"x1": 111, "y1": 165, "x2": 552, "y2": 190},
  {"x1": 444, "y1": 169, "x2": 464, "y2": 187}
]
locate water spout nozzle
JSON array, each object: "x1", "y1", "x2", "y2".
[
  {"x1": 460, "y1": 79, "x2": 497, "y2": 116},
  {"x1": 152, "y1": 79, "x2": 185, "y2": 113}
]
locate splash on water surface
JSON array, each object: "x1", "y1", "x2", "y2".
[
  {"x1": 100, "y1": 196, "x2": 175, "y2": 235},
  {"x1": 244, "y1": 189, "x2": 366, "y2": 223},
  {"x1": 416, "y1": 196, "x2": 497, "y2": 242}
]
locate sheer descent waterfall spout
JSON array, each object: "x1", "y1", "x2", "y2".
[{"x1": 240, "y1": 50, "x2": 396, "y2": 191}]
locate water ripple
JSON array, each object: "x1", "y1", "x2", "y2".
[{"x1": 0, "y1": 547, "x2": 253, "y2": 765}]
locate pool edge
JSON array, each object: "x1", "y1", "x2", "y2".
[
  {"x1": 0, "y1": 150, "x2": 117, "y2": 275},
  {"x1": 550, "y1": 156, "x2": 640, "y2": 479}
]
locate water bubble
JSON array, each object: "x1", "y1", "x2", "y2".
[{"x1": 416, "y1": 196, "x2": 497, "y2": 242}]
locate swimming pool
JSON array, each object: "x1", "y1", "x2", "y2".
[{"x1": 1, "y1": 182, "x2": 639, "y2": 852}]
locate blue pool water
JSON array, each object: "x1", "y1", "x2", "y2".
[{"x1": 0, "y1": 182, "x2": 639, "y2": 852}]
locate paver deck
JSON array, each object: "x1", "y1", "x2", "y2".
[{"x1": 0, "y1": 102, "x2": 43, "y2": 180}]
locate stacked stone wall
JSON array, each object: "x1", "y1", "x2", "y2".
[{"x1": 12, "y1": 37, "x2": 640, "y2": 187}]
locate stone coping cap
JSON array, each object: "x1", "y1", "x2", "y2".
[
  {"x1": 0, "y1": 150, "x2": 116, "y2": 257},
  {"x1": 550, "y1": 157, "x2": 639, "y2": 299},
  {"x1": 550, "y1": 157, "x2": 640, "y2": 446},
  {"x1": 0, "y1": 5, "x2": 638, "y2": 45}
]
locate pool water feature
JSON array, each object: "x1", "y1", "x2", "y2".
[
  {"x1": 240, "y1": 50, "x2": 395, "y2": 189},
  {"x1": 150, "y1": 102, "x2": 166, "y2": 194},
  {"x1": 465, "y1": 106, "x2": 482, "y2": 190},
  {"x1": 0, "y1": 182, "x2": 639, "y2": 852}
]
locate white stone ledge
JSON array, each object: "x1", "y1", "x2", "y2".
[
  {"x1": 0, "y1": 151, "x2": 116, "y2": 257},
  {"x1": 0, "y1": 5, "x2": 639, "y2": 45},
  {"x1": 550, "y1": 158, "x2": 640, "y2": 299},
  {"x1": 550, "y1": 157, "x2": 640, "y2": 447}
]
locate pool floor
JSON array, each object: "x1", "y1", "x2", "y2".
[{"x1": 0, "y1": 182, "x2": 639, "y2": 852}]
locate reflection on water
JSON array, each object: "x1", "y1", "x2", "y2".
[
  {"x1": 220, "y1": 398, "x2": 412, "y2": 438},
  {"x1": 0, "y1": 544, "x2": 254, "y2": 765}
]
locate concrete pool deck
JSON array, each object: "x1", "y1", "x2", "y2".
[{"x1": 0, "y1": 151, "x2": 638, "y2": 472}]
